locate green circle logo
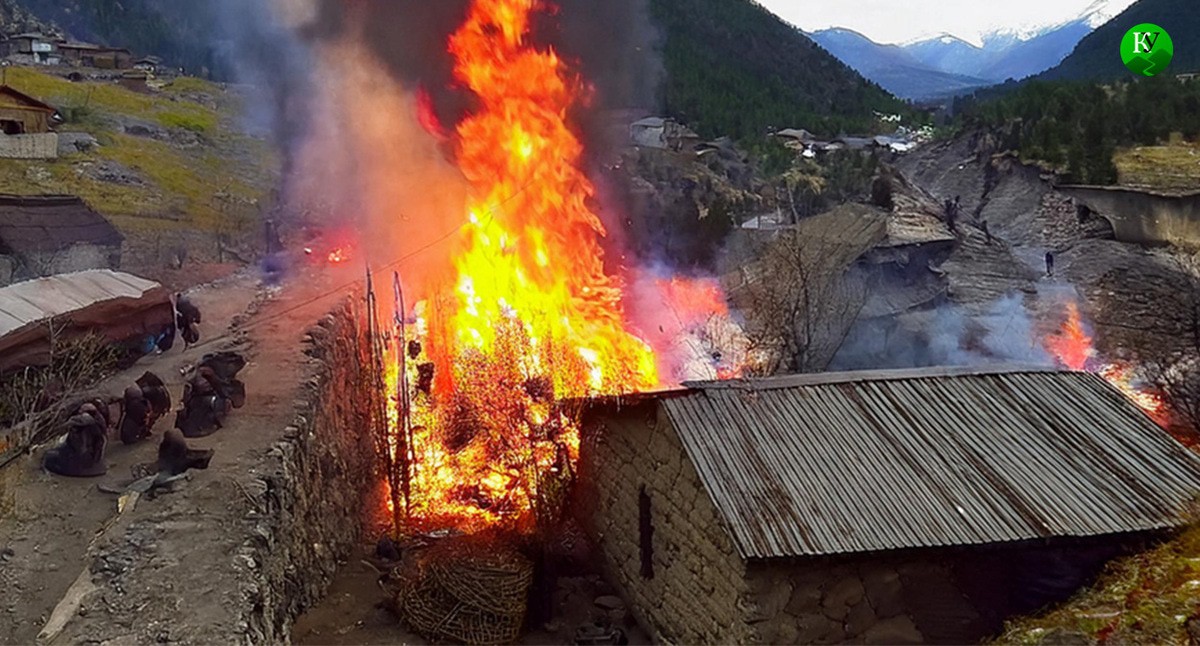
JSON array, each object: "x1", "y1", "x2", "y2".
[{"x1": 1121, "y1": 23, "x2": 1174, "y2": 77}]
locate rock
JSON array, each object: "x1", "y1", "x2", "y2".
[
  {"x1": 785, "y1": 582, "x2": 822, "y2": 615},
  {"x1": 375, "y1": 536, "x2": 400, "y2": 562},
  {"x1": 862, "y1": 615, "x2": 923, "y2": 645},
  {"x1": 793, "y1": 613, "x2": 842, "y2": 643},
  {"x1": 862, "y1": 568, "x2": 905, "y2": 619},
  {"x1": 124, "y1": 124, "x2": 161, "y2": 138},
  {"x1": 594, "y1": 595, "x2": 625, "y2": 611},
  {"x1": 24, "y1": 166, "x2": 51, "y2": 183},
  {"x1": 57, "y1": 131, "x2": 98, "y2": 155},
  {"x1": 822, "y1": 576, "x2": 864, "y2": 621},
  {"x1": 845, "y1": 598, "x2": 877, "y2": 638}
]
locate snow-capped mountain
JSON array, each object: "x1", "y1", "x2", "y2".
[
  {"x1": 809, "y1": 28, "x2": 992, "y2": 100},
  {"x1": 810, "y1": 1, "x2": 1131, "y2": 100}
]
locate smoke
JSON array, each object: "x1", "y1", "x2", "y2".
[
  {"x1": 831, "y1": 293, "x2": 1054, "y2": 371},
  {"x1": 209, "y1": 0, "x2": 315, "y2": 184},
  {"x1": 287, "y1": 30, "x2": 468, "y2": 293}
]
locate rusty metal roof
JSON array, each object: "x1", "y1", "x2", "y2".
[{"x1": 658, "y1": 366, "x2": 1200, "y2": 560}]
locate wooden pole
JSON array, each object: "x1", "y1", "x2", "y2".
[{"x1": 392, "y1": 271, "x2": 411, "y2": 518}]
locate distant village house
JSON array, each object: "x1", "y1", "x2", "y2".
[
  {"x1": 133, "y1": 55, "x2": 163, "y2": 74},
  {"x1": 0, "y1": 195, "x2": 122, "y2": 286},
  {"x1": 630, "y1": 117, "x2": 702, "y2": 152},
  {"x1": 1, "y1": 33, "x2": 59, "y2": 65},
  {"x1": 57, "y1": 42, "x2": 132, "y2": 70}
]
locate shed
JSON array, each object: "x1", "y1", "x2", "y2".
[
  {"x1": 0, "y1": 194, "x2": 123, "y2": 285},
  {"x1": 0, "y1": 85, "x2": 60, "y2": 134},
  {"x1": 0, "y1": 270, "x2": 172, "y2": 374},
  {"x1": 577, "y1": 367, "x2": 1200, "y2": 645}
]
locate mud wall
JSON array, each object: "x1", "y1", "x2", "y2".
[
  {"x1": 1060, "y1": 185, "x2": 1200, "y2": 247},
  {"x1": 578, "y1": 404, "x2": 1131, "y2": 645},
  {"x1": 576, "y1": 402, "x2": 757, "y2": 645},
  {"x1": 236, "y1": 298, "x2": 381, "y2": 643}
]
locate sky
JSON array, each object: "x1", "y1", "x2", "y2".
[{"x1": 758, "y1": 0, "x2": 1138, "y2": 46}]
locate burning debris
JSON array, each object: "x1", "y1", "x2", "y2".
[
  {"x1": 372, "y1": 0, "x2": 736, "y2": 533},
  {"x1": 1044, "y1": 299, "x2": 1167, "y2": 426}
]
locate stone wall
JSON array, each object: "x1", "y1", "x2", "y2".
[
  {"x1": 580, "y1": 405, "x2": 1132, "y2": 645},
  {"x1": 741, "y1": 537, "x2": 1127, "y2": 645},
  {"x1": 0, "y1": 132, "x2": 57, "y2": 159},
  {"x1": 234, "y1": 299, "x2": 382, "y2": 642},
  {"x1": 1060, "y1": 185, "x2": 1200, "y2": 247},
  {"x1": 577, "y1": 403, "x2": 756, "y2": 644},
  {"x1": 6, "y1": 243, "x2": 121, "y2": 285}
]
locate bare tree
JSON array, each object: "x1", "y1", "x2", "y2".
[
  {"x1": 1145, "y1": 356, "x2": 1200, "y2": 440},
  {"x1": 1139, "y1": 250, "x2": 1200, "y2": 439},
  {"x1": 732, "y1": 208, "x2": 879, "y2": 374}
]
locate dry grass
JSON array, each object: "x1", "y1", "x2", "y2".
[
  {"x1": 1115, "y1": 138, "x2": 1200, "y2": 193},
  {"x1": 997, "y1": 525, "x2": 1200, "y2": 645},
  {"x1": 0, "y1": 67, "x2": 277, "y2": 239}
]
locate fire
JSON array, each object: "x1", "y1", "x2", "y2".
[
  {"x1": 386, "y1": 0, "x2": 662, "y2": 531},
  {"x1": 1045, "y1": 300, "x2": 1167, "y2": 423},
  {"x1": 327, "y1": 247, "x2": 349, "y2": 264},
  {"x1": 1044, "y1": 302, "x2": 1094, "y2": 371}
]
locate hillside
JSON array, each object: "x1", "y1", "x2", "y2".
[
  {"x1": 649, "y1": 0, "x2": 912, "y2": 141},
  {"x1": 0, "y1": 67, "x2": 278, "y2": 273},
  {"x1": 15, "y1": 0, "x2": 223, "y2": 76},
  {"x1": 1040, "y1": 0, "x2": 1200, "y2": 80}
]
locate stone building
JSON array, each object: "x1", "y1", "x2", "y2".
[
  {"x1": 57, "y1": 42, "x2": 133, "y2": 69},
  {"x1": 576, "y1": 367, "x2": 1200, "y2": 644},
  {"x1": 1, "y1": 33, "x2": 60, "y2": 65},
  {"x1": 0, "y1": 194, "x2": 122, "y2": 286}
]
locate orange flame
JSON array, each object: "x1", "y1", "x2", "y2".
[
  {"x1": 1044, "y1": 300, "x2": 1167, "y2": 424},
  {"x1": 1044, "y1": 302, "x2": 1095, "y2": 371},
  {"x1": 388, "y1": 0, "x2": 661, "y2": 531}
]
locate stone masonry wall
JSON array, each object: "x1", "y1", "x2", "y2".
[
  {"x1": 744, "y1": 539, "x2": 1128, "y2": 645},
  {"x1": 745, "y1": 556, "x2": 971, "y2": 645},
  {"x1": 234, "y1": 298, "x2": 381, "y2": 643},
  {"x1": 0, "y1": 132, "x2": 57, "y2": 159},
  {"x1": 577, "y1": 403, "x2": 756, "y2": 644}
]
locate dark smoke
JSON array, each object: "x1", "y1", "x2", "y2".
[
  {"x1": 207, "y1": 0, "x2": 314, "y2": 191},
  {"x1": 298, "y1": 0, "x2": 663, "y2": 140}
]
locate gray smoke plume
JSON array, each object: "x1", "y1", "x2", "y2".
[
  {"x1": 211, "y1": 0, "x2": 314, "y2": 187},
  {"x1": 831, "y1": 293, "x2": 1054, "y2": 371}
]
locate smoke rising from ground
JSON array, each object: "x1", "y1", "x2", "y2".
[{"x1": 831, "y1": 294, "x2": 1054, "y2": 371}]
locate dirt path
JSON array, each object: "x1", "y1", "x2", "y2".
[{"x1": 0, "y1": 262, "x2": 357, "y2": 644}]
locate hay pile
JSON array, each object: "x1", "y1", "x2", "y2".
[{"x1": 395, "y1": 536, "x2": 534, "y2": 645}]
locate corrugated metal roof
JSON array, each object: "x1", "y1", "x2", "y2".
[
  {"x1": 0, "y1": 270, "x2": 160, "y2": 337},
  {"x1": 656, "y1": 366, "x2": 1200, "y2": 560},
  {"x1": 0, "y1": 194, "x2": 122, "y2": 254}
]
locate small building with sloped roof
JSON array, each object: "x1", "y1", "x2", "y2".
[
  {"x1": 0, "y1": 194, "x2": 123, "y2": 286},
  {"x1": 576, "y1": 367, "x2": 1200, "y2": 645}
]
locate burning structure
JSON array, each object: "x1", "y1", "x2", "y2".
[
  {"x1": 348, "y1": 0, "x2": 737, "y2": 535},
  {"x1": 576, "y1": 367, "x2": 1200, "y2": 644}
]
